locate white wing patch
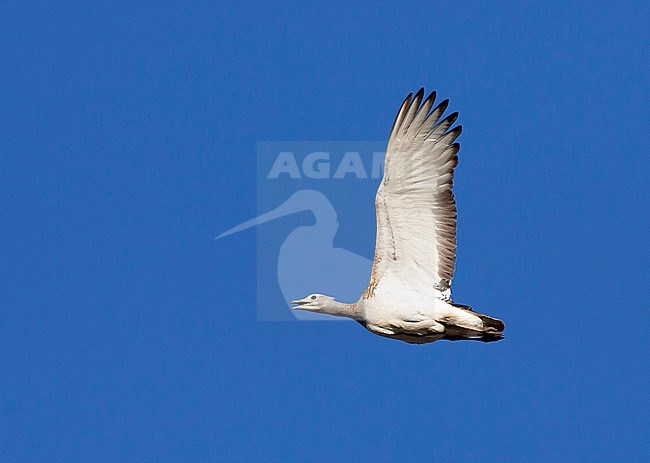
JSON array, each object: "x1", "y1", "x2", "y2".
[{"x1": 365, "y1": 89, "x2": 461, "y2": 300}]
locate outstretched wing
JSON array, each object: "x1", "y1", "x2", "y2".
[{"x1": 364, "y1": 89, "x2": 462, "y2": 300}]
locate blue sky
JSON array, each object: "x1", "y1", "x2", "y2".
[{"x1": 1, "y1": 1, "x2": 648, "y2": 461}]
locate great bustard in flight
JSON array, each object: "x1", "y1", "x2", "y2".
[{"x1": 291, "y1": 89, "x2": 505, "y2": 344}]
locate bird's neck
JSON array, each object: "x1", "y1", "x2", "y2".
[{"x1": 321, "y1": 300, "x2": 363, "y2": 321}]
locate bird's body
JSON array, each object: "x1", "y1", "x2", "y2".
[
  {"x1": 361, "y1": 272, "x2": 485, "y2": 344},
  {"x1": 292, "y1": 89, "x2": 505, "y2": 344}
]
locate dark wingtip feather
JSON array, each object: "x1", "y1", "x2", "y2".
[
  {"x1": 400, "y1": 92, "x2": 414, "y2": 109},
  {"x1": 411, "y1": 88, "x2": 425, "y2": 110},
  {"x1": 422, "y1": 90, "x2": 436, "y2": 110},
  {"x1": 388, "y1": 92, "x2": 414, "y2": 142}
]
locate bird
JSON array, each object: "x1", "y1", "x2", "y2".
[
  {"x1": 291, "y1": 89, "x2": 505, "y2": 344},
  {"x1": 217, "y1": 189, "x2": 372, "y2": 320}
]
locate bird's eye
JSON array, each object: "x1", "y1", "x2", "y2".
[{"x1": 311, "y1": 295, "x2": 317, "y2": 300}]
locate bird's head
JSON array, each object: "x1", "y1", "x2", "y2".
[{"x1": 291, "y1": 293, "x2": 335, "y2": 313}]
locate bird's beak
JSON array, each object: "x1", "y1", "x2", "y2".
[{"x1": 290, "y1": 298, "x2": 311, "y2": 309}]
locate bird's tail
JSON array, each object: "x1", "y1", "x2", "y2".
[{"x1": 445, "y1": 303, "x2": 505, "y2": 342}]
